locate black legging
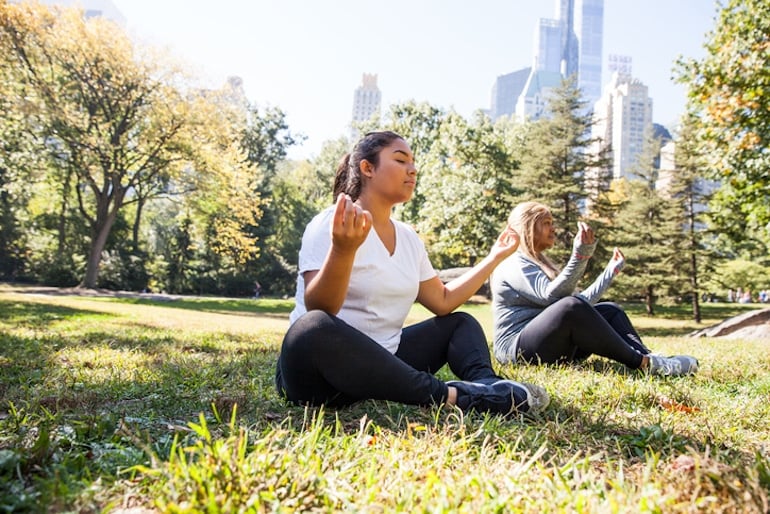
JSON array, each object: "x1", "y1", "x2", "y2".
[
  {"x1": 517, "y1": 296, "x2": 649, "y2": 368},
  {"x1": 275, "y1": 310, "x2": 499, "y2": 407}
]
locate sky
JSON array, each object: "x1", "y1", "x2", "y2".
[{"x1": 105, "y1": 0, "x2": 719, "y2": 160}]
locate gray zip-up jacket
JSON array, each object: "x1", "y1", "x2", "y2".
[{"x1": 490, "y1": 238, "x2": 623, "y2": 364}]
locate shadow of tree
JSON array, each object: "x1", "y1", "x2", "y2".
[{"x1": 1, "y1": 295, "x2": 768, "y2": 511}]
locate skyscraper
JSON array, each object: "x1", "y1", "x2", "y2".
[
  {"x1": 514, "y1": 0, "x2": 603, "y2": 120},
  {"x1": 350, "y1": 73, "x2": 381, "y2": 141},
  {"x1": 490, "y1": 67, "x2": 531, "y2": 121},
  {"x1": 574, "y1": 0, "x2": 604, "y2": 108},
  {"x1": 515, "y1": 69, "x2": 563, "y2": 121},
  {"x1": 555, "y1": 0, "x2": 579, "y2": 78},
  {"x1": 533, "y1": 18, "x2": 563, "y2": 74},
  {"x1": 607, "y1": 54, "x2": 633, "y2": 80},
  {"x1": 591, "y1": 72, "x2": 653, "y2": 180}
]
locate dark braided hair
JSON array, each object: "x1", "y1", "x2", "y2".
[{"x1": 333, "y1": 131, "x2": 404, "y2": 201}]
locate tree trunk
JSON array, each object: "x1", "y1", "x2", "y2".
[
  {"x1": 81, "y1": 214, "x2": 117, "y2": 289},
  {"x1": 56, "y1": 170, "x2": 72, "y2": 258},
  {"x1": 688, "y1": 194, "x2": 701, "y2": 323},
  {"x1": 645, "y1": 284, "x2": 655, "y2": 315},
  {"x1": 132, "y1": 197, "x2": 145, "y2": 251},
  {"x1": 80, "y1": 190, "x2": 124, "y2": 289},
  {"x1": 690, "y1": 244, "x2": 701, "y2": 323}
]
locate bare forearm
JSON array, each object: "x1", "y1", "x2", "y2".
[
  {"x1": 440, "y1": 254, "x2": 502, "y2": 312},
  {"x1": 304, "y1": 248, "x2": 356, "y2": 314}
]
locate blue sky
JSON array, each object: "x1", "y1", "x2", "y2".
[{"x1": 110, "y1": 0, "x2": 719, "y2": 159}]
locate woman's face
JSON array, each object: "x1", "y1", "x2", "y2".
[
  {"x1": 364, "y1": 138, "x2": 417, "y2": 204},
  {"x1": 533, "y1": 212, "x2": 556, "y2": 252}
]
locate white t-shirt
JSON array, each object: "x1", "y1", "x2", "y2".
[{"x1": 289, "y1": 206, "x2": 436, "y2": 354}]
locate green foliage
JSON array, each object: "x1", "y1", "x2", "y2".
[
  {"x1": 241, "y1": 104, "x2": 306, "y2": 187},
  {"x1": 704, "y1": 259, "x2": 770, "y2": 295},
  {"x1": 97, "y1": 249, "x2": 150, "y2": 292},
  {"x1": 235, "y1": 106, "x2": 307, "y2": 297},
  {"x1": 383, "y1": 101, "x2": 447, "y2": 226},
  {"x1": 407, "y1": 111, "x2": 520, "y2": 267},
  {"x1": 609, "y1": 127, "x2": 685, "y2": 314},
  {"x1": 676, "y1": 0, "x2": 770, "y2": 250},
  {"x1": 515, "y1": 78, "x2": 608, "y2": 265},
  {"x1": 664, "y1": 116, "x2": 719, "y2": 321},
  {"x1": 0, "y1": 2, "x2": 262, "y2": 290}
]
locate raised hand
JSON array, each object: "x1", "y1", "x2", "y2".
[
  {"x1": 609, "y1": 247, "x2": 625, "y2": 275},
  {"x1": 331, "y1": 193, "x2": 372, "y2": 253},
  {"x1": 576, "y1": 221, "x2": 595, "y2": 245},
  {"x1": 489, "y1": 225, "x2": 521, "y2": 261}
]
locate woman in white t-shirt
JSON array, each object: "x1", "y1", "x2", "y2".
[{"x1": 275, "y1": 131, "x2": 549, "y2": 416}]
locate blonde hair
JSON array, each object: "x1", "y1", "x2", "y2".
[{"x1": 508, "y1": 201, "x2": 560, "y2": 279}]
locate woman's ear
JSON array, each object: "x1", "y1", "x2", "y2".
[{"x1": 360, "y1": 160, "x2": 374, "y2": 178}]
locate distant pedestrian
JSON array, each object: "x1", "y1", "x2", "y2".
[{"x1": 253, "y1": 280, "x2": 262, "y2": 299}]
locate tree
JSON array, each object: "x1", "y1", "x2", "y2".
[
  {"x1": 411, "y1": 111, "x2": 520, "y2": 268},
  {"x1": 382, "y1": 101, "x2": 446, "y2": 226},
  {"x1": 1, "y1": 3, "x2": 231, "y2": 288},
  {"x1": 662, "y1": 116, "x2": 717, "y2": 322},
  {"x1": 0, "y1": 43, "x2": 37, "y2": 280},
  {"x1": 239, "y1": 104, "x2": 305, "y2": 296},
  {"x1": 610, "y1": 128, "x2": 683, "y2": 314},
  {"x1": 676, "y1": 0, "x2": 770, "y2": 248},
  {"x1": 516, "y1": 78, "x2": 609, "y2": 266}
]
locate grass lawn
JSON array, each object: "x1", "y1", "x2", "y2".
[{"x1": 1, "y1": 282, "x2": 769, "y2": 512}]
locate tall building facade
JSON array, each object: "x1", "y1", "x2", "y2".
[
  {"x1": 515, "y1": 69, "x2": 563, "y2": 120},
  {"x1": 591, "y1": 72, "x2": 653, "y2": 180},
  {"x1": 555, "y1": 0, "x2": 579, "y2": 78},
  {"x1": 574, "y1": 0, "x2": 604, "y2": 108},
  {"x1": 607, "y1": 54, "x2": 633, "y2": 79},
  {"x1": 350, "y1": 73, "x2": 381, "y2": 140},
  {"x1": 494, "y1": 0, "x2": 603, "y2": 122},
  {"x1": 534, "y1": 18, "x2": 563, "y2": 73},
  {"x1": 490, "y1": 67, "x2": 531, "y2": 121}
]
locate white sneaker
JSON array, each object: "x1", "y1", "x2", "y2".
[
  {"x1": 447, "y1": 380, "x2": 550, "y2": 415},
  {"x1": 648, "y1": 354, "x2": 699, "y2": 376}
]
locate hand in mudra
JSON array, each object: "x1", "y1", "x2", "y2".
[
  {"x1": 576, "y1": 221, "x2": 595, "y2": 245},
  {"x1": 331, "y1": 193, "x2": 372, "y2": 253},
  {"x1": 490, "y1": 225, "x2": 521, "y2": 261}
]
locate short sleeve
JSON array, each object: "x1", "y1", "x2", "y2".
[{"x1": 297, "y1": 208, "x2": 333, "y2": 275}]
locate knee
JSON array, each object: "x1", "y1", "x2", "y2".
[
  {"x1": 445, "y1": 311, "x2": 484, "y2": 333},
  {"x1": 292, "y1": 309, "x2": 335, "y2": 331},
  {"x1": 283, "y1": 310, "x2": 335, "y2": 351},
  {"x1": 448, "y1": 311, "x2": 478, "y2": 326},
  {"x1": 595, "y1": 301, "x2": 626, "y2": 319},
  {"x1": 555, "y1": 296, "x2": 593, "y2": 320},
  {"x1": 598, "y1": 301, "x2": 622, "y2": 311}
]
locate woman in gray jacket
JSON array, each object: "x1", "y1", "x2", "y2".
[{"x1": 491, "y1": 201, "x2": 698, "y2": 376}]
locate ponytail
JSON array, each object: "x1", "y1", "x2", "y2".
[{"x1": 333, "y1": 153, "x2": 352, "y2": 199}]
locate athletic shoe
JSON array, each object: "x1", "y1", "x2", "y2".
[
  {"x1": 648, "y1": 354, "x2": 699, "y2": 376},
  {"x1": 447, "y1": 380, "x2": 550, "y2": 416},
  {"x1": 468, "y1": 377, "x2": 550, "y2": 413}
]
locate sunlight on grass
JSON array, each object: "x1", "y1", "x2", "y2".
[{"x1": 1, "y1": 285, "x2": 769, "y2": 512}]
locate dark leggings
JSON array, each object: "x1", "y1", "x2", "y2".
[
  {"x1": 517, "y1": 296, "x2": 649, "y2": 368},
  {"x1": 275, "y1": 310, "x2": 499, "y2": 407}
]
